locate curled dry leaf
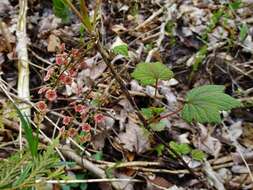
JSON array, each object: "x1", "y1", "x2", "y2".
[{"x1": 117, "y1": 120, "x2": 151, "y2": 154}]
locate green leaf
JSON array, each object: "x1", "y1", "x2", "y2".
[
  {"x1": 193, "y1": 46, "x2": 207, "y2": 71},
  {"x1": 141, "y1": 107, "x2": 167, "y2": 131},
  {"x1": 111, "y1": 37, "x2": 129, "y2": 57},
  {"x1": 182, "y1": 85, "x2": 241, "y2": 124},
  {"x1": 239, "y1": 23, "x2": 248, "y2": 41},
  {"x1": 229, "y1": 0, "x2": 241, "y2": 10},
  {"x1": 92, "y1": 151, "x2": 103, "y2": 161},
  {"x1": 131, "y1": 62, "x2": 174, "y2": 85},
  {"x1": 191, "y1": 149, "x2": 206, "y2": 161},
  {"x1": 141, "y1": 107, "x2": 165, "y2": 119},
  {"x1": 52, "y1": 0, "x2": 70, "y2": 23},
  {"x1": 79, "y1": 0, "x2": 93, "y2": 32},
  {"x1": 112, "y1": 44, "x2": 129, "y2": 57},
  {"x1": 150, "y1": 120, "x2": 167, "y2": 132},
  {"x1": 154, "y1": 144, "x2": 164, "y2": 156},
  {"x1": 169, "y1": 141, "x2": 191, "y2": 155},
  {"x1": 13, "y1": 105, "x2": 39, "y2": 159}
]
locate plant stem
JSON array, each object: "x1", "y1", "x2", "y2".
[
  {"x1": 154, "y1": 79, "x2": 158, "y2": 98},
  {"x1": 95, "y1": 41, "x2": 148, "y2": 126},
  {"x1": 147, "y1": 107, "x2": 183, "y2": 124},
  {"x1": 17, "y1": 0, "x2": 30, "y2": 151}
]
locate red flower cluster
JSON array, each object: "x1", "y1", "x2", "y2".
[
  {"x1": 74, "y1": 104, "x2": 86, "y2": 113},
  {"x1": 44, "y1": 67, "x2": 55, "y2": 81},
  {"x1": 71, "y1": 49, "x2": 79, "y2": 57},
  {"x1": 67, "y1": 128, "x2": 77, "y2": 137},
  {"x1": 81, "y1": 123, "x2": 91, "y2": 132},
  {"x1": 79, "y1": 133, "x2": 91, "y2": 143},
  {"x1": 38, "y1": 86, "x2": 50, "y2": 94},
  {"x1": 63, "y1": 116, "x2": 72, "y2": 125},
  {"x1": 94, "y1": 113, "x2": 105, "y2": 124},
  {"x1": 59, "y1": 43, "x2": 65, "y2": 53},
  {"x1": 67, "y1": 69, "x2": 77, "y2": 77},
  {"x1": 59, "y1": 74, "x2": 73, "y2": 85},
  {"x1": 45, "y1": 89, "x2": 57, "y2": 101},
  {"x1": 36, "y1": 101, "x2": 47, "y2": 113},
  {"x1": 56, "y1": 55, "x2": 63, "y2": 65}
]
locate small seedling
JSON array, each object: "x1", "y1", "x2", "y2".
[
  {"x1": 141, "y1": 107, "x2": 167, "y2": 131},
  {"x1": 132, "y1": 62, "x2": 173, "y2": 96}
]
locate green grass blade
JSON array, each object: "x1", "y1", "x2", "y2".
[{"x1": 13, "y1": 104, "x2": 39, "y2": 159}]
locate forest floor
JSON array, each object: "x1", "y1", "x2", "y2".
[{"x1": 0, "y1": 0, "x2": 253, "y2": 190}]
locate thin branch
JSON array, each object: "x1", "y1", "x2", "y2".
[{"x1": 37, "y1": 178, "x2": 142, "y2": 184}]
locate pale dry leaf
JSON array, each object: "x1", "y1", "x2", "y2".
[
  {"x1": 145, "y1": 85, "x2": 156, "y2": 97},
  {"x1": 231, "y1": 165, "x2": 249, "y2": 174},
  {"x1": 130, "y1": 80, "x2": 143, "y2": 92},
  {"x1": 177, "y1": 133, "x2": 190, "y2": 144},
  {"x1": 228, "y1": 121, "x2": 243, "y2": 142},
  {"x1": 118, "y1": 109, "x2": 128, "y2": 131},
  {"x1": 92, "y1": 132, "x2": 107, "y2": 150},
  {"x1": 117, "y1": 120, "x2": 150, "y2": 154},
  {"x1": 47, "y1": 34, "x2": 61, "y2": 52},
  {"x1": 204, "y1": 161, "x2": 226, "y2": 190},
  {"x1": 160, "y1": 86, "x2": 177, "y2": 107},
  {"x1": 104, "y1": 116, "x2": 115, "y2": 129},
  {"x1": 242, "y1": 35, "x2": 253, "y2": 53},
  {"x1": 241, "y1": 122, "x2": 253, "y2": 149},
  {"x1": 89, "y1": 62, "x2": 107, "y2": 80},
  {"x1": 38, "y1": 15, "x2": 61, "y2": 34},
  {"x1": 193, "y1": 124, "x2": 221, "y2": 158},
  {"x1": 118, "y1": 99, "x2": 134, "y2": 112},
  {"x1": 111, "y1": 24, "x2": 127, "y2": 34},
  {"x1": 217, "y1": 168, "x2": 232, "y2": 183},
  {"x1": 114, "y1": 174, "x2": 134, "y2": 190},
  {"x1": 0, "y1": 0, "x2": 11, "y2": 14},
  {"x1": 183, "y1": 156, "x2": 202, "y2": 169},
  {"x1": 147, "y1": 175, "x2": 173, "y2": 190},
  {"x1": 111, "y1": 36, "x2": 126, "y2": 49}
]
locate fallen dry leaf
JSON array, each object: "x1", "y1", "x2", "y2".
[
  {"x1": 193, "y1": 124, "x2": 221, "y2": 158},
  {"x1": 47, "y1": 34, "x2": 60, "y2": 52},
  {"x1": 117, "y1": 120, "x2": 151, "y2": 154}
]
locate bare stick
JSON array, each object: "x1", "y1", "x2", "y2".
[{"x1": 36, "y1": 178, "x2": 142, "y2": 184}]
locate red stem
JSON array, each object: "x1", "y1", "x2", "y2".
[{"x1": 148, "y1": 106, "x2": 183, "y2": 124}]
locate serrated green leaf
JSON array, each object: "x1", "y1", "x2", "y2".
[
  {"x1": 112, "y1": 44, "x2": 129, "y2": 57},
  {"x1": 182, "y1": 85, "x2": 241, "y2": 124},
  {"x1": 169, "y1": 141, "x2": 191, "y2": 155},
  {"x1": 191, "y1": 149, "x2": 206, "y2": 161},
  {"x1": 131, "y1": 62, "x2": 174, "y2": 85}
]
